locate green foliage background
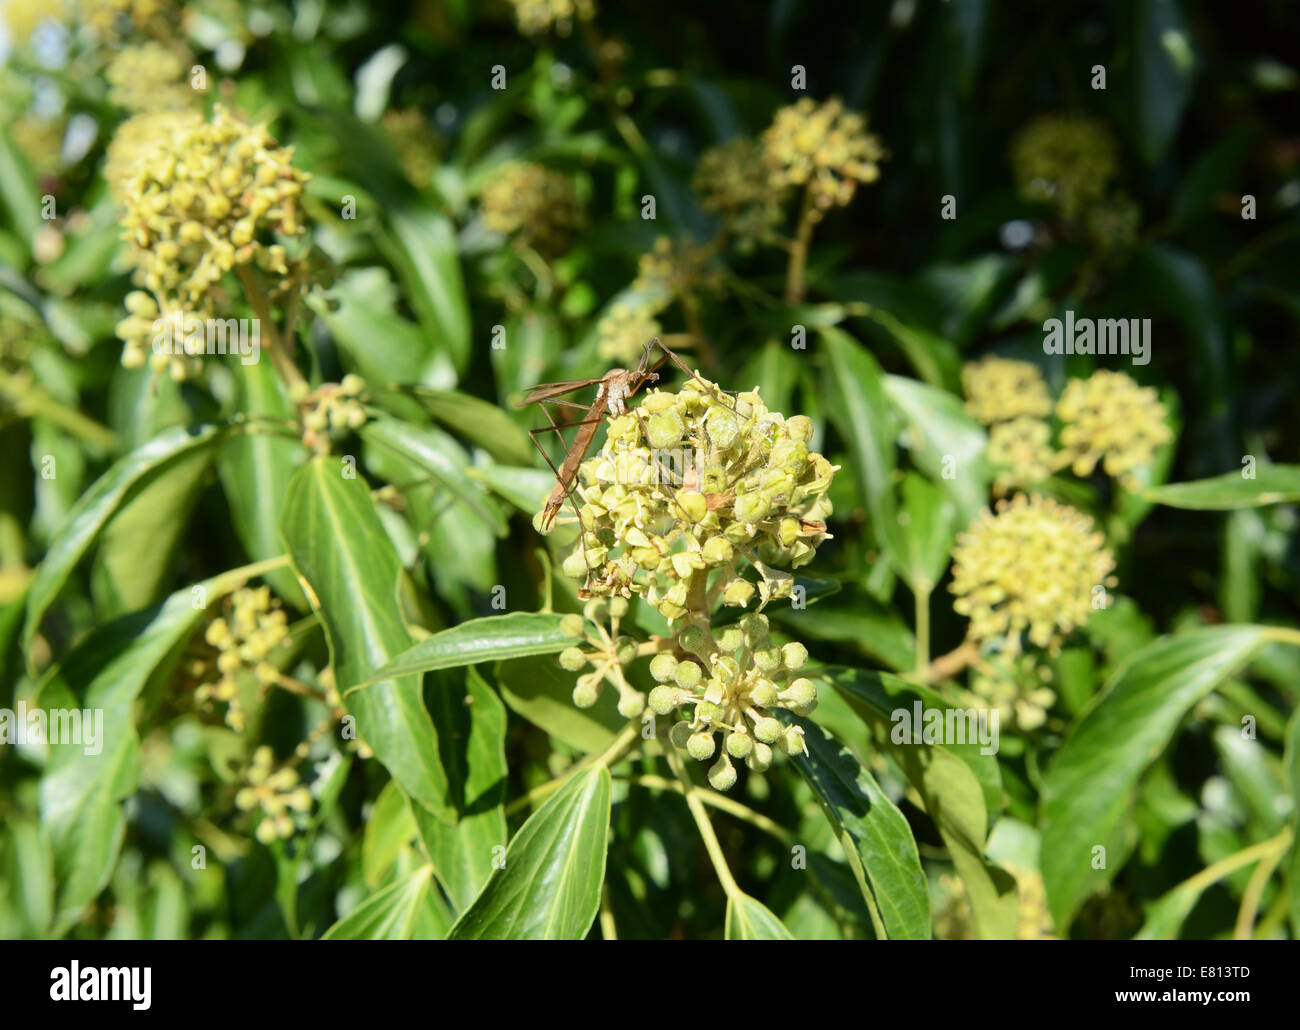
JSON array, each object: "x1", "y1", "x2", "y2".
[{"x1": 1, "y1": 0, "x2": 1298, "y2": 940}]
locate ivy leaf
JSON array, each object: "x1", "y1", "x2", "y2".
[
  {"x1": 374, "y1": 386, "x2": 535, "y2": 467},
  {"x1": 363, "y1": 612, "x2": 572, "y2": 684},
  {"x1": 321, "y1": 865, "x2": 452, "y2": 940},
  {"x1": 724, "y1": 892, "x2": 795, "y2": 939},
  {"x1": 23, "y1": 422, "x2": 227, "y2": 663},
  {"x1": 448, "y1": 767, "x2": 611, "y2": 940},
  {"x1": 411, "y1": 668, "x2": 508, "y2": 911},
  {"x1": 1041, "y1": 625, "x2": 1271, "y2": 931},
  {"x1": 784, "y1": 715, "x2": 930, "y2": 939},
  {"x1": 1142, "y1": 465, "x2": 1300, "y2": 510},
  {"x1": 281, "y1": 457, "x2": 453, "y2": 822}
]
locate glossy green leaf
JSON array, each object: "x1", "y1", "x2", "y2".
[
  {"x1": 380, "y1": 208, "x2": 471, "y2": 374},
  {"x1": 448, "y1": 766, "x2": 611, "y2": 940},
  {"x1": 1142, "y1": 465, "x2": 1300, "y2": 509},
  {"x1": 785, "y1": 716, "x2": 930, "y2": 939},
  {"x1": 281, "y1": 457, "x2": 453, "y2": 821},
  {"x1": 6, "y1": 819, "x2": 53, "y2": 939},
  {"x1": 411, "y1": 668, "x2": 508, "y2": 910},
  {"x1": 23, "y1": 423, "x2": 226, "y2": 662},
  {"x1": 321, "y1": 865, "x2": 452, "y2": 940},
  {"x1": 378, "y1": 386, "x2": 535, "y2": 467},
  {"x1": 1040, "y1": 625, "x2": 1271, "y2": 931},
  {"x1": 887, "y1": 471, "x2": 957, "y2": 593},
  {"x1": 770, "y1": 601, "x2": 913, "y2": 673},
  {"x1": 883, "y1": 373, "x2": 989, "y2": 527},
  {"x1": 361, "y1": 780, "x2": 417, "y2": 889},
  {"x1": 37, "y1": 580, "x2": 212, "y2": 929},
  {"x1": 217, "y1": 359, "x2": 304, "y2": 604},
  {"x1": 725, "y1": 892, "x2": 794, "y2": 939},
  {"x1": 820, "y1": 327, "x2": 896, "y2": 535},
  {"x1": 496, "y1": 654, "x2": 625, "y2": 753},
  {"x1": 364, "y1": 611, "x2": 571, "y2": 684}
]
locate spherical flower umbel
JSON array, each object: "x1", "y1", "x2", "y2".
[
  {"x1": 648, "y1": 614, "x2": 814, "y2": 790},
  {"x1": 187, "y1": 585, "x2": 290, "y2": 731},
  {"x1": 294, "y1": 375, "x2": 369, "y2": 454},
  {"x1": 949, "y1": 493, "x2": 1116, "y2": 656},
  {"x1": 105, "y1": 41, "x2": 193, "y2": 113},
  {"x1": 506, "y1": 0, "x2": 595, "y2": 37},
  {"x1": 962, "y1": 357, "x2": 1052, "y2": 425},
  {"x1": 970, "y1": 652, "x2": 1056, "y2": 732},
  {"x1": 235, "y1": 746, "x2": 313, "y2": 844},
  {"x1": 479, "y1": 161, "x2": 584, "y2": 256},
  {"x1": 986, "y1": 416, "x2": 1054, "y2": 495},
  {"x1": 1011, "y1": 115, "x2": 1118, "y2": 224},
  {"x1": 596, "y1": 301, "x2": 663, "y2": 366},
  {"x1": 692, "y1": 138, "x2": 788, "y2": 252},
  {"x1": 1054, "y1": 370, "x2": 1171, "y2": 490},
  {"x1": 114, "y1": 104, "x2": 309, "y2": 308},
  {"x1": 553, "y1": 597, "x2": 648, "y2": 717},
  {"x1": 762, "y1": 98, "x2": 885, "y2": 221},
  {"x1": 555, "y1": 372, "x2": 835, "y2": 620},
  {"x1": 632, "y1": 236, "x2": 722, "y2": 306}
]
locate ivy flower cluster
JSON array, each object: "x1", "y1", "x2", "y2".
[
  {"x1": 105, "y1": 41, "x2": 193, "y2": 113},
  {"x1": 648, "y1": 614, "x2": 815, "y2": 790},
  {"x1": 111, "y1": 105, "x2": 309, "y2": 380},
  {"x1": 596, "y1": 301, "x2": 663, "y2": 366},
  {"x1": 1055, "y1": 370, "x2": 1172, "y2": 491},
  {"x1": 949, "y1": 493, "x2": 1116, "y2": 657},
  {"x1": 479, "y1": 161, "x2": 584, "y2": 256},
  {"x1": 506, "y1": 0, "x2": 595, "y2": 37},
  {"x1": 556, "y1": 375, "x2": 835, "y2": 619},
  {"x1": 186, "y1": 586, "x2": 290, "y2": 732},
  {"x1": 235, "y1": 747, "x2": 313, "y2": 844},
  {"x1": 964, "y1": 359, "x2": 1171, "y2": 494},
  {"x1": 292, "y1": 374, "x2": 369, "y2": 454},
  {"x1": 557, "y1": 598, "x2": 647, "y2": 717},
  {"x1": 692, "y1": 138, "x2": 788, "y2": 252},
  {"x1": 1010, "y1": 115, "x2": 1118, "y2": 224},
  {"x1": 762, "y1": 97, "x2": 885, "y2": 221}
]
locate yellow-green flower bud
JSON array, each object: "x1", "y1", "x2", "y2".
[
  {"x1": 677, "y1": 625, "x2": 706, "y2": 652},
  {"x1": 726, "y1": 730, "x2": 754, "y2": 759},
  {"x1": 752, "y1": 646, "x2": 781, "y2": 672},
  {"x1": 696, "y1": 700, "x2": 721, "y2": 723},
  {"x1": 676, "y1": 491, "x2": 708, "y2": 524},
  {"x1": 646, "y1": 409, "x2": 685, "y2": 449},
  {"x1": 749, "y1": 679, "x2": 778, "y2": 707},
  {"x1": 780, "y1": 725, "x2": 807, "y2": 756},
  {"x1": 687, "y1": 731, "x2": 716, "y2": 761},
  {"x1": 708, "y1": 754, "x2": 738, "y2": 791},
  {"x1": 649, "y1": 653, "x2": 679, "y2": 682},
  {"x1": 559, "y1": 647, "x2": 588, "y2": 672},
  {"x1": 715, "y1": 626, "x2": 745, "y2": 654},
  {"x1": 785, "y1": 415, "x2": 814, "y2": 443},
  {"x1": 738, "y1": 612, "x2": 769, "y2": 643},
  {"x1": 722, "y1": 579, "x2": 756, "y2": 607},
  {"x1": 733, "y1": 492, "x2": 770, "y2": 523},
  {"x1": 753, "y1": 716, "x2": 782, "y2": 744},
  {"x1": 746, "y1": 741, "x2": 773, "y2": 773},
  {"x1": 674, "y1": 660, "x2": 703, "y2": 690},
  {"x1": 781, "y1": 642, "x2": 808, "y2": 670},
  {"x1": 782, "y1": 677, "x2": 817, "y2": 714},
  {"x1": 701, "y1": 536, "x2": 734, "y2": 565},
  {"x1": 560, "y1": 613, "x2": 586, "y2": 639},
  {"x1": 648, "y1": 685, "x2": 680, "y2": 715},
  {"x1": 669, "y1": 721, "x2": 693, "y2": 749},
  {"x1": 572, "y1": 678, "x2": 599, "y2": 708},
  {"x1": 705, "y1": 407, "x2": 742, "y2": 450},
  {"x1": 617, "y1": 691, "x2": 645, "y2": 718},
  {"x1": 608, "y1": 596, "x2": 629, "y2": 618}
]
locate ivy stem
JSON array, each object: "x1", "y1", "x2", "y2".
[
  {"x1": 1165, "y1": 827, "x2": 1292, "y2": 913},
  {"x1": 623, "y1": 773, "x2": 793, "y2": 844},
  {"x1": 599, "y1": 884, "x2": 618, "y2": 940},
  {"x1": 916, "y1": 639, "x2": 978, "y2": 684},
  {"x1": 1233, "y1": 828, "x2": 1292, "y2": 940},
  {"x1": 662, "y1": 739, "x2": 741, "y2": 899},
  {"x1": 236, "y1": 265, "x2": 307, "y2": 394},
  {"x1": 783, "y1": 185, "x2": 816, "y2": 304},
  {"x1": 0, "y1": 369, "x2": 118, "y2": 451},
  {"x1": 208, "y1": 555, "x2": 292, "y2": 596}
]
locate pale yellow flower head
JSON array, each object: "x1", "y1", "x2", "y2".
[
  {"x1": 1011, "y1": 115, "x2": 1117, "y2": 223},
  {"x1": 559, "y1": 375, "x2": 834, "y2": 620},
  {"x1": 632, "y1": 236, "x2": 722, "y2": 305},
  {"x1": 235, "y1": 746, "x2": 313, "y2": 844},
  {"x1": 649, "y1": 613, "x2": 815, "y2": 790},
  {"x1": 115, "y1": 104, "x2": 309, "y2": 306},
  {"x1": 105, "y1": 41, "x2": 194, "y2": 113},
  {"x1": 1055, "y1": 370, "x2": 1171, "y2": 490},
  {"x1": 480, "y1": 161, "x2": 583, "y2": 255},
  {"x1": 986, "y1": 416, "x2": 1054, "y2": 495},
  {"x1": 971, "y1": 652, "x2": 1055, "y2": 732},
  {"x1": 762, "y1": 98, "x2": 885, "y2": 220},
  {"x1": 506, "y1": 0, "x2": 595, "y2": 36},
  {"x1": 188, "y1": 585, "x2": 290, "y2": 732},
  {"x1": 950, "y1": 493, "x2": 1115, "y2": 655},
  {"x1": 596, "y1": 301, "x2": 662, "y2": 366},
  {"x1": 379, "y1": 107, "x2": 439, "y2": 189},
  {"x1": 962, "y1": 357, "x2": 1052, "y2": 425},
  {"x1": 693, "y1": 138, "x2": 788, "y2": 251}
]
